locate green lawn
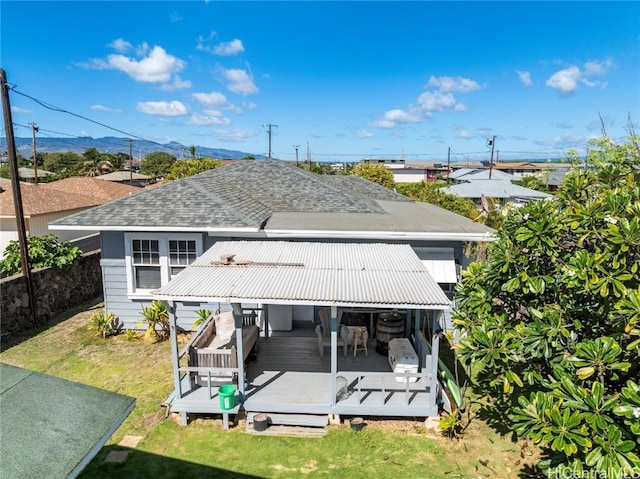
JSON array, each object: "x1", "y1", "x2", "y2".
[{"x1": 0, "y1": 300, "x2": 538, "y2": 478}]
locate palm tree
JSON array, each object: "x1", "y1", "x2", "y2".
[{"x1": 81, "y1": 148, "x2": 114, "y2": 176}]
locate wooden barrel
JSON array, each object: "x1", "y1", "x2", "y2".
[{"x1": 376, "y1": 316, "x2": 404, "y2": 354}]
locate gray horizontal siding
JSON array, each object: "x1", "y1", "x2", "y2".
[{"x1": 101, "y1": 261, "x2": 222, "y2": 331}]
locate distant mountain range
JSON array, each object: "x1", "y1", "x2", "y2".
[{"x1": 10, "y1": 136, "x2": 266, "y2": 161}]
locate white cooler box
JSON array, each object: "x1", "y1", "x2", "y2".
[{"x1": 388, "y1": 338, "x2": 419, "y2": 383}]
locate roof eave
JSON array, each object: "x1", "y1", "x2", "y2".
[
  {"x1": 152, "y1": 293, "x2": 451, "y2": 310},
  {"x1": 263, "y1": 229, "x2": 497, "y2": 242},
  {"x1": 49, "y1": 224, "x2": 262, "y2": 233}
]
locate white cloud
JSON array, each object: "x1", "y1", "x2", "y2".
[
  {"x1": 546, "y1": 58, "x2": 614, "y2": 96},
  {"x1": 192, "y1": 91, "x2": 240, "y2": 113},
  {"x1": 427, "y1": 76, "x2": 482, "y2": 93},
  {"x1": 458, "y1": 130, "x2": 474, "y2": 139},
  {"x1": 516, "y1": 70, "x2": 532, "y2": 87},
  {"x1": 242, "y1": 100, "x2": 257, "y2": 110},
  {"x1": 220, "y1": 68, "x2": 258, "y2": 95},
  {"x1": 356, "y1": 129, "x2": 374, "y2": 138},
  {"x1": 212, "y1": 129, "x2": 259, "y2": 141},
  {"x1": 90, "y1": 104, "x2": 122, "y2": 113},
  {"x1": 584, "y1": 58, "x2": 614, "y2": 76},
  {"x1": 187, "y1": 114, "x2": 231, "y2": 126},
  {"x1": 169, "y1": 11, "x2": 183, "y2": 23},
  {"x1": 417, "y1": 91, "x2": 457, "y2": 112},
  {"x1": 546, "y1": 65, "x2": 581, "y2": 96},
  {"x1": 136, "y1": 100, "x2": 188, "y2": 116},
  {"x1": 214, "y1": 39, "x2": 244, "y2": 56},
  {"x1": 135, "y1": 42, "x2": 150, "y2": 56},
  {"x1": 196, "y1": 32, "x2": 217, "y2": 53},
  {"x1": 371, "y1": 74, "x2": 482, "y2": 129},
  {"x1": 370, "y1": 108, "x2": 422, "y2": 128},
  {"x1": 10, "y1": 106, "x2": 31, "y2": 113},
  {"x1": 89, "y1": 45, "x2": 185, "y2": 84},
  {"x1": 161, "y1": 75, "x2": 192, "y2": 91},
  {"x1": 108, "y1": 38, "x2": 132, "y2": 53}
]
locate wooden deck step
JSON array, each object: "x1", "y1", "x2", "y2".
[{"x1": 246, "y1": 412, "x2": 328, "y2": 428}]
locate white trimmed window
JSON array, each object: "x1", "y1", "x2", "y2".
[
  {"x1": 132, "y1": 239, "x2": 161, "y2": 289},
  {"x1": 169, "y1": 239, "x2": 197, "y2": 279},
  {"x1": 125, "y1": 234, "x2": 202, "y2": 297}
]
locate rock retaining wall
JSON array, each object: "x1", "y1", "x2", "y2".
[{"x1": 1, "y1": 250, "x2": 102, "y2": 336}]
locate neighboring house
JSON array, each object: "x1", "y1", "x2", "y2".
[
  {"x1": 50, "y1": 159, "x2": 494, "y2": 423},
  {"x1": 17, "y1": 167, "x2": 56, "y2": 183},
  {"x1": 490, "y1": 161, "x2": 544, "y2": 178},
  {"x1": 449, "y1": 168, "x2": 516, "y2": 183},
  {"x1": 361, "y1": 158, "x2": 449, "y2": 183},
  {"x1": 443, "y1": 179, "x2": 552, "y2": 207},
  {"x1": 0, "y1": 177, "x2": 140, "y2": 253},
  {"x1": 94, "y1": 170, "x2": 152, "y2": 186}
]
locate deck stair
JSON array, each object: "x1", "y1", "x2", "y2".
[{"x1": 245, "y1": 412, "x2": 328, "y2": 436}]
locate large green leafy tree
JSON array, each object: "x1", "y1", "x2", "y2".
[
  {"x1": 42, "y1": 151, "x2": 83, "y2": 178},
  {"x1": 165, "y1": 158, "x2": 221, "y2": 181},
  {"x1": 1, "y1": 234, "x2": 82, "y2": 277},
  {"x1": 141, "y1": 151, "x2": 176, "y2": 177},
  {"x1": 349, "y1": 162, "x2": 395, "y2": 189},
  {"x1": 396, "y1": 181, "x2": 478, "y2": 219},
  {"x1": 453, "y1": 136, "x2": 640, "y2": 477}
]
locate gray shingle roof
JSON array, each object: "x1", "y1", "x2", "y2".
[{"x1": 51, "y1": 159, "x2": 495, "y2": 239}]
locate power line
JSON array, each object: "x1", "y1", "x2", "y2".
[
  {"x1": 8, "y1": 86, "x2": 185, "y2": 155},
  {"x1": 5, "y1": 84, "x2": 629, "y2": 161}
]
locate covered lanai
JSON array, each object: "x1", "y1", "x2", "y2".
[{"x1": 154, "y1": 240, "x2": 452, "y2": 425}]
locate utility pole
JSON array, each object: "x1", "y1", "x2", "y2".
[
  {"x1": 446, "y1": 146, "x2": 451, "y2": 182},
  {"x1": 1, "y1": 68, "x2": 37, "y2": 322},
  {"x1": 487, "y1": 135, "x2": 496, "y2": 179},
  {"x1": 264, "y1": 123, "x2": 278, "y2": 158},
  {"x1": 293, "y1": 145, "x2": 300, "y2": 166},
  {"x1": 30, "y1": 122, "x2": 39, "y2": 185},
  {"x1": 306, "y1": 141, "x2": 311, "y2": 169},
  {"x1": 125, "y1": 139, "x2": 134, "y2": 184}
]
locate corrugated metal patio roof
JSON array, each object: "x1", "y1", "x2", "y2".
[{"x1": 154, "y1": 241, "x2": 451, "y2": 309}]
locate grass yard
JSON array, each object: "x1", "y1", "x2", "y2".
[{"x1": 0, "y1": 299, "x2": 539, "y2": 478}]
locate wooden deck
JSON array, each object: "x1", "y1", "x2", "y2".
[{"x1": 168, "y1": 333, "x2": 438, "y2": 419}]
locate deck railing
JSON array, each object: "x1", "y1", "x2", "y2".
[
  {"x1": 178, "y1": 366, "x2": 237, "y2": 400},
  {"x1": 354, "y1": 372, "x2": 427, "y2": 406}
]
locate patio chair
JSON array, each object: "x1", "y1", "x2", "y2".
[{"x1": 315, "y1": 307, "x2": 343, "y2": 358}]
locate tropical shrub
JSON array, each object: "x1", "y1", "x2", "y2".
[
  {"x1": 396, "y1": 181, "x2": 478, "y2": 219},
  {"x1": 193, "y1": 309, "x2": 212, "y2": 329},
  {"x1": 165, "y1": 158, "x2": 221, "y2": 181},
  {"x1": 453, "y1": 136, "x2": 640, "y2": 477},
  {"x1": 88, "y1": 311, "x2": 120, "y2": 338},
  {"x1": 1, "y1": 234, "x2": 82, "y2": 277},
  {"x1": 137, "y1": 300, "x2": 170, "y2": 341},
  {"x1": 349, "y1": 162, "x2": 395, "y2": 189}
]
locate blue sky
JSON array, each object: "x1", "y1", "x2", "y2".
[{"x1": 2, "y1": 1, "x2": 639, "y2": 162}]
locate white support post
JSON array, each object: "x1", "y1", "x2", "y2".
[
  {"x1": 232, "y1": 303, "x2": 245, "y2": 398},
  {"x1": 431, "y1": 312, "x2": 441, "y2": 408},
  {"x1": 168, "y1": 301, "x2": 187, "y2": 425},
  {"x1": 330, "y1": 304, "x2": 338, "y2": 406}
]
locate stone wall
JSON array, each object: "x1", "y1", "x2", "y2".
[{"x1": 1, "y1": 250, "x2": 102, "y2": 336}]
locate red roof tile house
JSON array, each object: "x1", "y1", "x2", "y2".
[{"x1": 0, "y1": 177, "x2": 140, "y2": 253}]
